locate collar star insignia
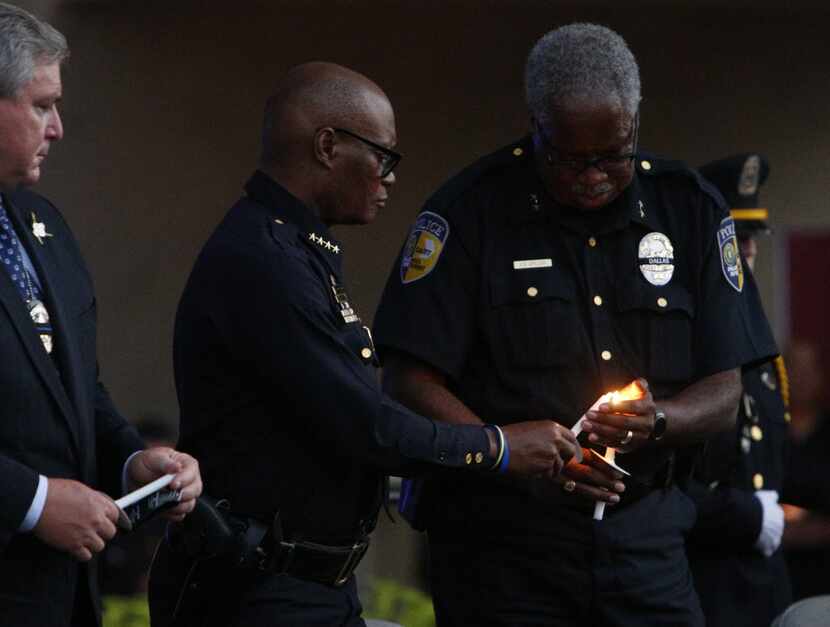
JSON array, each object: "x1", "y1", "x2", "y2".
[
  {"x1": 638, "y1": 200, "x2": 645, "y2": 219},
  {"x1": 30, "y1": 212, "x2": 53, "y2": 245},
  {"x1": 307, "y1": 232, "x2": 340, "y2": 254}
]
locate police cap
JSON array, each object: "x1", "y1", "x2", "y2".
[{"x1": 699, "y1": 153, "x2": 771, "y2": 237}]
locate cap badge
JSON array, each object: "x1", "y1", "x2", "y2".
[{"x1": 738, "y1": 154, "x2": 761, "y2": 197}]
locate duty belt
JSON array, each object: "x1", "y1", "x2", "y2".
[{"x1": 168, "y1": 497, "x2": 370, "y2": 588}]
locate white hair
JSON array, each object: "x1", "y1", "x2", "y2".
[{"x1": 525, "y1": 23, "x2": 641, "y2": 126}]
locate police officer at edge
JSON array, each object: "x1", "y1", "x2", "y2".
[
  {"x1": 373, "y1": 24, "x2": 777, "y2": 626},
  {"x1": 686, "y1": 154, "x2": 792, "y2": 626},
  {"x1": 149, "y1": 62, "x2": 579, "y2": 627}
]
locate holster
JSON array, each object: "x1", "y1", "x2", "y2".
[{"x1": 148, "y1": 495, "x2": 371, "y2": 626}]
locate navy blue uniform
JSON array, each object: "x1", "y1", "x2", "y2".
[
  {"x1": 687, "y1": 358, "x2": 792, "y2": 626},
  {"x1": 167, "y1": 171, "x2": 494, "y2": 626},
  {"x1": 373, "y1": 138, "x2": 777, "y2": 626}
]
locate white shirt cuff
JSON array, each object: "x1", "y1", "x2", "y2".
[
  {"x1": 19, "y1": 475, "x2": 48, "y2": 532},
  {"x1": 122, "y1": 450, "x2": 143, "y2": 494}
]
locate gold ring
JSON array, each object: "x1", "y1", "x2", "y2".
[
  {"x1": 563, "y1": 480, "x2": 576, "y2": 493},
  {"x1": 620, "y1": 430, "x2": 634, "y2": 445}
]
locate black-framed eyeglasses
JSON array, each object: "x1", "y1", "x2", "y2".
[
  {"x1": 333, "y1": 127, "x2": 402, "y2": 178},
  {"x1": 541, "y1": 114, "x2": 639, "y2": 177}
]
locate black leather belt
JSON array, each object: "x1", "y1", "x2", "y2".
[
  {"x1": 271, "y1": 537, "x2": 369, "y2": 587},
  {"x1": 234, "y1": 516, "x2": 370, "y2": 588},
  {"x1": 166, "y1": 497, "x2": 370, "y2": 589}
]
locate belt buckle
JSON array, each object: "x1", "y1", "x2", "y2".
[{"x1": 333, "y1": 542, "x2": 367, "y2": 587}]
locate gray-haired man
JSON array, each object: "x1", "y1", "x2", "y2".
[
  {"x1": 374, "y1": 23, "x2": 776, "y2": 626},
  {"x1": 0, "y1": 4, "x2": 201, "y2": 626}
]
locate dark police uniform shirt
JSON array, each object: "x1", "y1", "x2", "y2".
[
  {"x1": 175, "y1": 171, "x2": 493, "y2": 545},
  {"x1": 373, "y1": 137, "x2": 777, "y2": 526},
  {"x1": 687, "y1": 358, "x2": 792, "y2": 626}
]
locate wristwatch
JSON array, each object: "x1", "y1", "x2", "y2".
[{"x1": 649, "y1": 409, "x2": 667, "y2": 441}]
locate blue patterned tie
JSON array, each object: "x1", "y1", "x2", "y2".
[{"x1": 0, "y1": 199, "x2": 53, "y2": 353}]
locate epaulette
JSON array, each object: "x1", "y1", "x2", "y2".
[
  {"x1": 424, "y1": 137, "x2": 532, "y2": 213},
  {"x1": 774, "y1": 355, "x2": 790, "y2": 410},
  {"x1": 636, "y1": 152, "x2": 727, "y2": 210}
]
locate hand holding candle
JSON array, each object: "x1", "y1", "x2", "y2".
[{"x1": 581, "y1": 378, "x2": 655, "y2": 452}]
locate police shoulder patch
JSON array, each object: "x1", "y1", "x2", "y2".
[
  {"x1": 400, "y1": 211, "x2": 450, "y2": 284},
  {"x1": 717, "y1": 216, "x2": 744, "y2": 292}
]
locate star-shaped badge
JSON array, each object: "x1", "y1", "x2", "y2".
[{"x1": 31, "y1": 212, "x2": 53, "y2": 245}]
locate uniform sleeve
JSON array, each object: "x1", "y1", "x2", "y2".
[
  {"x1": 693, "y1": 200, "x2": 777, "y2": 377},
  {"x1": 686, "y1": 479, "x2": 764, "y2": 549},
  {"x1": 374, "y1": 204, "x2": 480, "y2": 381},
  {"x1": 212, "y1": 245, "x2": 493, "y2": 475}
]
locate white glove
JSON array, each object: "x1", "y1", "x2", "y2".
[{"x1": 754, "y1": 489, "x2": 784, "y2": 557}]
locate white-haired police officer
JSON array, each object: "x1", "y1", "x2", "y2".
[{"x1": 373, "y1": 25, "x2": 778, "y2": 627}]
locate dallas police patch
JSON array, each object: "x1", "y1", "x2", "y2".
[
  {"x1": 400, "y1": 211, "x2": 449, "y2": 284},
  {"x1": 638, "y1": 232, "x2": 675, "y2": 286},
  {"x1": 717, "y1": 216, "x2": 744, "y2": 292}
]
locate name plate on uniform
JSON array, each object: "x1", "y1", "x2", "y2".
[{"x1": 513, "y1": 258, "x2": 553, "y2": 270}]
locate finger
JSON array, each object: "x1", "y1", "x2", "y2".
[
  {"x1": 572, "y1": 454, "x2": 626, "y2": 486},
  {"x1": 87, "y1": 534, "x2": 106, "y2": 554},
  {"x1": 73, "y1": 547, "x2": 93, "y2": 562},
  {"x1": 166, "y1": 499, "x2": 196, "y2": 517},
  {"x1": 99, "y1": 494, "x2": 121, "y2": 523},
  {"x1": 98, "y1": 517, "x2": 117, "y2": 541},
  {"x1": 162, "y1": 511, "x2": 187, "y2": 523},
  {"x1": 170, "y1": 456, "x2": 199, "y2": 491},
  {"x1": 556, "y1": 474, "x2": 621, "y2": 503}
]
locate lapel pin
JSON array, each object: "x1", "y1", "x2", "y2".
[{"x1": 30, "y1": 212, "x2": 53, "y2": 245}]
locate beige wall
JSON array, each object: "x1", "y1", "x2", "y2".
[{"x1": 14, "y1": 0, "x2": 829, "y2": 424}]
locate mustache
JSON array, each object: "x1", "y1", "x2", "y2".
[{"x1": 571, "y1": 181, "x2": 614, "y2": 197}]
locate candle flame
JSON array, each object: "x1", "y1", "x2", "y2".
[{"x1": 609, "y1": 380, "x2": 646, "y2": 405}]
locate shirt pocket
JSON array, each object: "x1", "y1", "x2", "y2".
[
  {"x1": 488, "y1": 269, "x2": 579, "y2": 369},
  {"x1": 616, "y1": 279, "x2": 696, "y2": 382}
]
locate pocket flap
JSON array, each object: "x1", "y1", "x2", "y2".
[{"x1": 490, "y1": 268, "x2": 575, "y2": 306}]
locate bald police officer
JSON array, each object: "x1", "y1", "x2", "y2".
[
  {"x1": 374, "y1": 25, "x2": 777, "y2": 626},
  {"x1": 149, "y1": 62, "x2": 579, "y2": 627}
]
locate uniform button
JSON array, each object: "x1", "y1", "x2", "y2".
[
  {"x1": 588, "y1": 236, "x2": 597, "y2": 247},
  {"x1": 657, "y1": 297, "x2": 668, "y2": 308},
  {"x1": 475, "y1": 452, "x2": 484, "y2": 464},
  {"x1": 785, "y1": 412, "x2": 791, "y2": 423},
  {"x1": 601, "y1": 350, "x2": 612, "y2": 361},
  {"x1": 465, "y1": 452, "x2": 472, "y2": 465},
  {"x1": 274, "y1": 218, "x2": 284, "y2": 224},
  {"x1": 513, "y1": 147, "x2": 524, "y2": 157},
  {"x1": 753, "y1": 473, "x2": 764, "y2": 489},
  {"x1": 527, "y1": 286, "x2": 539, "y2": 298},
  {"x1": 751, "y1": 425, "x2": 763, "y2": 441},
  {"x1": 439, "y1": 452, "x2": 447, "y2": 462},
  {"x1": 593, "y1": 295, "x2": 603, "y2": 306},
  {"x1": 360, "y1": 347, "x2": 372, "y2": 360},
  {"x1": 641, "y1": 160, "x2": 652, "y2": 171}
]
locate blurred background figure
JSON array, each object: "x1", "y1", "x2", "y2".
[
  {"x1": 687, "y1": 153, "x2": 792, "y2": 627},
  {"x1": 782, "y1": 340, "x2": 830, "y2": 601}
]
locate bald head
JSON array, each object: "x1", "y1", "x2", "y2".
[
  {"x1": 258, "y1": 62, "x2": 398, "y2": 226},
  {"x1": 260, "y1": 62, "x2": 392, "y2": 167}
]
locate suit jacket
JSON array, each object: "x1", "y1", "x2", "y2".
[{"x1": 0, "y1": 189, "x2": 144, "y2": 627}]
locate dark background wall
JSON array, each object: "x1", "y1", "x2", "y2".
[{"x1": 17, "y1": 0, "x2": 830, "y2": 426}]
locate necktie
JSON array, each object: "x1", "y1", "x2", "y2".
[{"x1": 0, "y1": 200, "x2": 54, "y2": 353}]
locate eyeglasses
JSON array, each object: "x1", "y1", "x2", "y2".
[
  {"x1": 333, "y1": 127, "x2": 402, "y2": 178},
  {"x1": 542, "y1": 115, "x2": 639, "y2": 177}
]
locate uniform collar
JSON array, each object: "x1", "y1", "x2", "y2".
[{"x1": 244, "y1": 170, "x2": 344, "y2": 258}]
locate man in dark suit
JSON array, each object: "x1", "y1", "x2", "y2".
[{"x1": 0, "y1": 4, "x2": 202, "y2": 626}]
